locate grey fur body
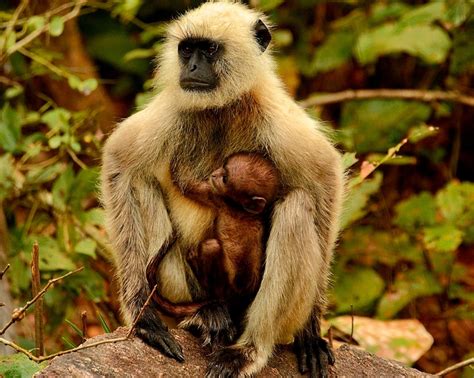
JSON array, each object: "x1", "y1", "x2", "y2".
[{"x1": 101, "y1": 2, "x2": 344, "y2": 376}]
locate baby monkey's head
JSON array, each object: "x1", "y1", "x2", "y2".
[{"x1": 210, "y1": 152, "x2": 279, "y2": 214}]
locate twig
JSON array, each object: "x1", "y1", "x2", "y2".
[
  {"x1": 437, "y1": 357, "x2": 474, "y2": 376},
  {"x1": 350, "y1": 305, "x2": 354, "y2": 344},
  {"x1": 328, "y1": 326, "x2": 333, "y2": 348},
  {"x1": 299, "y1": 89, "x2": 474, "y2": 108},
  {"x1": 81, "y1": 311, "x2": 88, "y2": 342},
  {"x1": 0, "y1": 264, "x2": 10, "y2": 280},
  {"x1": 0, "y1": 0, "x2": 29, "y2": 53},
  {"x1": 126, "y1": 285, "x2": 158, "y2": 338},
  {"x1": 31, "y1": 241, "x2": 44, "y2": 357},
  {"x1": 4, "y1": 0, "x2": 86, "y2": 58},
  {"x1": 0, "y1": 267, "x2": 83, "y2": 335},
  {"x1": 0, "y1": 284, "x2": 158, "y2": 362}
]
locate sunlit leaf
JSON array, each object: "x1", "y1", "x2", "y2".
[
  {"x1": 0, "y1": 354, "x2": 45, "y2": 377},
  {"x1": 75, "y1": 238, "x2": 97, "y2": 258},
  {"x1": 376, "y1": 268, "x2": 442, "y2": 319},
  {"x1": 397, "y1": 2, "x2": 445, "y2": 28},
  {"x1": 332, "y1": 267, "x2": 385, "y2": 313},
  {"x1": 27, "y1": 236, "x2": 76, "y2": 271},
  {"x1": 356, "y1": 24, "x2": 451, "y2": 64},
  {"x1": 407, "y1": 124, "x2": 439, "y2": 143},
  {"x1": 342, "y1": 152, "x2": 358, "y2": 170},
  {"x1": 49, "y1": 16, "x2": 64, "y2": 37},
  {"x1": 394, "y1": 192, "x2": 437, "y2": 230},
  {"x1": 41, "y1": 108, "x2": 71, "y2": 132},
  {"x1": 256, "y1": 0, "x2": 284, "y2": 11},
  {"x1": 423, "y1": 225, "x2": 463, "y2": 253},
  {"x1": 0, "y1": 104, "x2": 21, "y2": 152},
  {"x1": 310, "y1": 31, "x2": 355, "y2": 74}
]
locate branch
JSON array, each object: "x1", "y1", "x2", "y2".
[
  {"x1": 31, "y1": 241, "x2": 44, "y2": 357},
  {"x1": 0, "y1": 267, "x2": 84, "y2": 335},
  {"x1": 0, "y1": 264, "x2": 10, "y2": 280},
  {"x1": 437, "y1": 357, "x2": 474, "y2": 376},
  {"x1": 0, "y1": 285, "x2": 158, "y2": 362},
  {"x1": 299, "y1": 89, "x2": 474, "y2": 108}
]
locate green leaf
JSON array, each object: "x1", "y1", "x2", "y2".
[
  {"x1": 376, "y1": 268, "x2": 442, "y2": 319},
  {"x1": 369, "y1": 2, "x2": 412, "y2": 25},
  {"x1": 28, "y1": 236, "x2": 76, "y2": 271},
  {"x1": 26, "y1": 16, "x2": 46, "y2": 31},
  {"x1": 97, "y1": 312, "x2": 111, "y2": 333},
  {"x1": 398, "y1": 2, "x2": 445, "y2": 28},
  {"x1": 78, "y1": 208, "x2": 105, "y2": 226},
  {"x1": 0, "y1": 154, "x2": 15, "y2": 200},
  {"x1": 49, "y1": 16, "x2": 64, "y2": 37},
  {"x1": 310, "y1": 31, "x2": 355, "y2": 74},
  {"x1": 340, "y1": 100, "x2": 431, "y2": 153},
  {"x1": 75, "y1": 238, "x2": 97, "y2": 258},
  {"x1": 356, "y1": 24, "x2": 451, "y2": 65},
  {"x1": 0, "y1": 104, "x2": 21, "y2": 152},
  {"x1": 257, "y1": 0, "x2": 284, "y2": 11},
  {"x1": 48, "y1": 135, "x2": 63, "y2": 149},
  {"x1": 4, "y1": 85, "x2": 24, "y2": 99},
  {"x1": 124, "y1": 48, "x2": 156, "y2": 61},
  {"x1": 0, "y1": 354, "x2": 45, "y2": 377},
  {"x1": 407, "y1": 124, "x2": 439, "y2": 143},
  {"x1": 25, "y1": 162, "x2": 65, "y2": 185},
  {"x1": 341, "y1": 172, "x2": 382, "y2": 229},
  {"x1": 41, "y1": 108, "x2": 71, "y2": 132},
  {"x1": 423, "y1": 225, "x2": 463, "y2": 253},
  {"x1": 342, "y1": 152, "x2": 358, "y2": 170},
  {"x1": 332, "y1": 267, "x2": 385, "y2": 314},
  {"x1": 394, "y1": 192, "x2": 437, "y2": 231},
  {"x1": 69, "y1": 168, "x2": 99, "y2": 212},
  {"x1": 450, "y1": 23, "x2": 474, "y2": 75},
  {"x1": 65, "y1": 319, "x2": 84, "y2": 337},
  {"x1": 78, "y1": 78, "x2": 98, "y2": 95},
  {"x1": 444, "y1": 0, "x2": 471, "y2": 27},
  {"x1": 52, "y1": 166, "x2": 74, "y2": 212}
]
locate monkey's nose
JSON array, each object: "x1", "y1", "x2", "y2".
[{"x1": 190, "y1": 64, "x2": 197, "y2": 72}]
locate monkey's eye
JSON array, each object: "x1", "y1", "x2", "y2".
[
  {"x1": 206, "y1": 42, "x2": 218, "y2": 56},
  {"x1": 179, "y1": 43, "x2": 193, "y2": 58},
  {"x1": 222, "y1": 175, "x2": 228, "y2": 184}
]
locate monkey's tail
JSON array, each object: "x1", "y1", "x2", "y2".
[{"x1": 146, "y1": 236, "x2": 209, "y2": 318}]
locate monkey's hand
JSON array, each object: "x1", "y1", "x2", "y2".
[
  {"x1": 294, "y1": 328, "x2": 335, "y2": 378},
  {"x1": 135, "y1": 305, "x2": 185, "y2": 362},
  {"x1": 206, "y1": 345, "x2": 252, "y2": 378},
  {"x1": 179, "y1": 301, "x2": 237, "y2": 349}
]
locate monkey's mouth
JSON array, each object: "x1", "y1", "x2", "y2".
[{"x1": 180, "y1": 80, "x2": 217, "y2": 92}]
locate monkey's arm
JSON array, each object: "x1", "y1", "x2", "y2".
[
  {"x1": 183, "y1": 180, "x2": 216, "y2": 207},
  {"x1": 101, "y1": 119, "x2": 184, "y2": 362}
]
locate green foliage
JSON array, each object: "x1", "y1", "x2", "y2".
[
  {"x1": 0, "y1": 354, "x2": 46, "y2": 378},
  {"x1": 340, "y1": 100, "x2": 431, "y2": 153}
]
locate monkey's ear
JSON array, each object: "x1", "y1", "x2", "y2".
[
  {"x1": 254, "y1": 19, "x2": 271, "y2": 52},
  {"x1": 244, "y1": 196, "x2": 267, "y2": 214}
]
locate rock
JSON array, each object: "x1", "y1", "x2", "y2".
[{"x1": 37, "y1": 327, "x2": 434, "y2": 377}]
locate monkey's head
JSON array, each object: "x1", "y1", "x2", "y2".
[
  {"x1": 158, "y1": 1, "x2": 274, "y2": 109},
  {"x1": 210, "y1": 153, "x2": 279, "y2": 214}
]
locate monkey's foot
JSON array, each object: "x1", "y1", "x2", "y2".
[
  {"x1": 206, "y1": 346, "x2": 251, "y2": 378},
  {"x1": 135, "y1": 309, "x2": 184, "y2": 362},
  {"x1": 179, "y1": 301, "x2": 237, "y2": 348},
  {"x1": 294, "y1": 334, "x2": 335, "y2": 378}
]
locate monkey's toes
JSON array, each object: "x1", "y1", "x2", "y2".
[
  {"x1": 294, "y1": 334, "x2": 334, "y2": 378},
  {"x1": 135, "y1": 321, "x2": 184, "y2": 362},
  {"x1": 206, "y1": 347, "x2": 248, "y2": 378}
]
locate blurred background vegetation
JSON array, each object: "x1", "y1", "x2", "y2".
[{"x1": 0, "y1": 0, "x2": 473, "y2": 376}]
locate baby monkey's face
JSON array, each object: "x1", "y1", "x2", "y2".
[{"x1": 209, "y1": 166, "x2": 229, "y2": 195}]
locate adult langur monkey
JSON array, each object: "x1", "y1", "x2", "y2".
[{"x1": 101, "y1": 1, "x2": 344, "y2": 377}]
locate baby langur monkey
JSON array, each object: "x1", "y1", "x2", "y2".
[{"x1": 149, "y1": 153, "x2": 280, "y2": 341}]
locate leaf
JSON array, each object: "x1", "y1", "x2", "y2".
[
  {"x1": 52, "y1": 166, "x2": 74, "y2": 212},
  {"x1": 332, "y1": 267, "x2": 385, "y2": 314},
  {"x1": 98, "y1": 312, "x2": 111, "y2": 333},
  {"x1": 328, "y1": 316, "x2": 433, "y2": 366},
  {"x1": 342, "y1": 152, "x2": 358, "y2": 170},
  {"x1": 376, "y1": 268, "x2": 442, "y2": 319},
  {"x1": 356, "y1": 24, "x2": 451, "y2": 65},
  {"x1": 28, "y1": 236, "x2": 76, "y2": 271},
  {"x1": 25, "y1": 162, "x2": 65, "y2": 185},
  {"x1": 407, "y1": 124, "x2": 439, "y2": 143},
  {"x1": 310, "y1": 31, "x2": 355, "y2": 74},
  {"x1": 256, "y1": 0, "x2": 284, "y2": 11},
  {"x1": 340, "y1": 172, "x2": 382, "y2": 229},
  {"x1": 4, "y1": 85, "x2": 24, "y2": 99},
  {"x1": 394, "y1": 192, "x2": 437, "y2": 231},
  {"x1": 78, "y1": 78, "x2": 98, "y2": 95},
  {"x1": 397, "y1": 2, "x2": 445, "y2": 28},
  {"x1": 444, "y1": 0, "x2": 471, "y2": 27},
  {"x1": 65, "y1": 319, "x2": 84, "y2": 337},
  {"x1": 423, "y1": 225, "x2": 463, "y2": 253},
  {"x1": 75, "y1": 238, "x2": 97, "y2": 258},
  {"x1": 0, "y1": 104, "x2": 21, "y2": 152},
  {"x1": 69, "y1": 168, "x2": 99, "y2": 212},
  {"x1": 340, "y1": 100, "x2": 431, "y2": 153},
  {"x1": 369, "y1": 2, "x2": 412, "y2": 25},
  {"x1": 49, "y1": 16, "x2": 64, "y2": 37},
  {"x1": 124, "y1": 48, "x2": 156, "y2": 61},
  {"x1": 450, "y1": 24, "x2": 474, "y2": 74},
  {"x1": 41, "y1": 108, "x2": 71, "y2": 132},
  {"x1": 26, "y1": 16, "x2": 46, "y2": 31},
  {"x1": 0, "y1": 154, "x2": 15, "y2": 200},
  {"x1": 0, "y1": 354, "x2": 45, "y2": 378},
  {"x1": 48, "y1": 135, "x2": 63, "y2": 149},
  {"x1": 78, "y1": 208, "x2": 105, "y2": 226}
]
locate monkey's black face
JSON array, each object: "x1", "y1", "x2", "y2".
[{"x1": 178, "y1": 38, "x2": 220, "y2": 92}]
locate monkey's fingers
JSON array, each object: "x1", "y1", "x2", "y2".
[
  {"x1": 294, "y1": 330, "x2": 335, "y2": 378},
  {"x1": 205, "y1": 347, "x2": 248, "y2": 378},
  {"x1": 136, "y1": 326, "x2": 185, "y2": 362}
]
